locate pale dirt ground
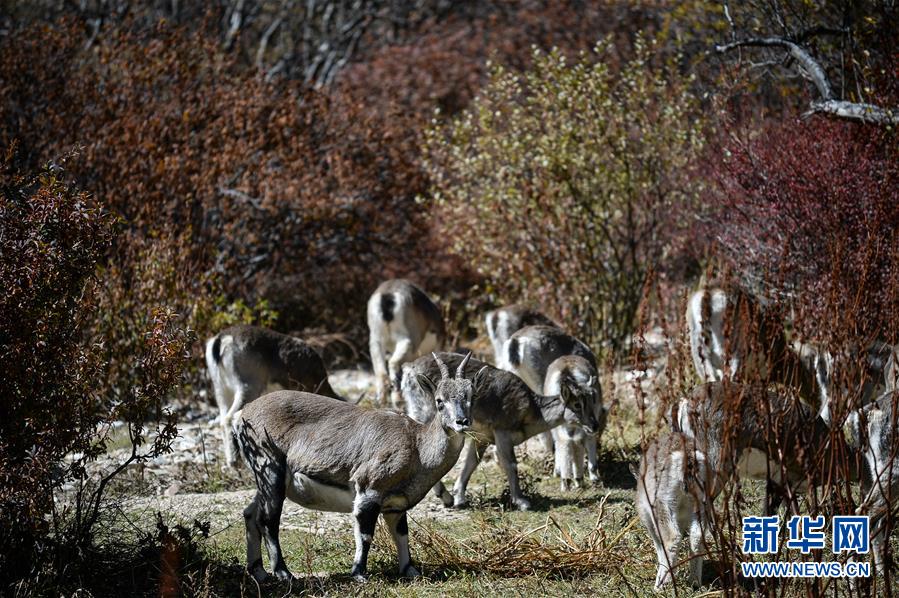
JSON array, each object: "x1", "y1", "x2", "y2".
[
  {"x1": 99, "y1": 330, "x2": 672, "y2": 552},
  {"x1": 72, "y1": 332, "x2": 899, "y2": 595}
]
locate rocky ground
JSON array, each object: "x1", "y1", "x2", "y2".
[
  {"x1": 95, "y1": 331, "x2": 670, "y2": 534},
  {"x1": 58, "y1": 332, "x2": 895, "y2": 596}
]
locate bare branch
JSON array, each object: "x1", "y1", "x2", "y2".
[
  {"x1": 807, "y1": 100, "x2": 899, "y2": 126},
  {"x1": 716, "y1": 37, "x2": 899, "y2": 126},
  {"x1": 256, "y1": 12, "x2": 285, "y2": 70},
  {"x1": 218, "y1": 187, "x2": 263, "y2": 210},
  {"x1": 747, "y1": 59, "x2": 785, "y2": 70},
  {"x1": 223, "y1": 0, "x2": 247, "y2": 51},
  {"x1": 721, "y1": 0, "x2": 737, "y2": 42},
  {"x1": 716, "y1": 37, "x2": 833, "y2": 99}
]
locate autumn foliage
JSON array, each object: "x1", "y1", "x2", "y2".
[
  {"x1": 425, "y1": 40, "x2": 706, "y2": 352},
  {"x1": 1, "y1": 2, "x2": 699, "y2": 340},
  {"x1": 710, "y1": 118, "x2": 899, "y2": 345},
  {"x1": 0, "y1": 154, "x2": 113, "y2": 562},
  {"x1": 0, "y1": 152, "x2": 191, "y2": 585},
  {"x1": 1, "y1": 0, "x2": 898, "y2": 593},
  {"x1": 0, "y1": 20, "x2": 443, "y2": 341}
]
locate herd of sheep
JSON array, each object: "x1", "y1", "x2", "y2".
[{"x1": 201, "y1": 278, "x2": 898, "y2": 588}]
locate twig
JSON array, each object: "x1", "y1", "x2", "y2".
[
  {"x1": 716, "y1": 37, "x2": 899, "y2": 125},
  {"x1": 217, "y1": 187, "x2": 263, "y2": 210}
]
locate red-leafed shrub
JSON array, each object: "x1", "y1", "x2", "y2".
[
  {"x1": 710, "y1": 118, "x2": 899, "y2": 344},
  {"x1": 0, "y1": 155, "x2": 114, "y2": 563},
  {"x1": 0, "y1": 151, "x2": 191, "y2": 588},
  {"x1": 337, "y1": 0, "x2": 667, "y2": 120},
  {"x1": 0, "y1": 19, "x2": 467, "y2": 352},
  {"x1": 0, "y1": 3, "x2": 709, "y2": 356},
  {"x1": 655, "y1": 118, "x2": 899, "y2": 591}
]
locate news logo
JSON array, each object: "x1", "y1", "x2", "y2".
[
  {"x1": 742, "y1": 516, "x2": 779, "y2": 554},
  {"x1": 832, "y1": 516, "x2": 870, "y2": 554},
  {"x1": 740, "y1": 515, "x2": 871, "y2": 579}
]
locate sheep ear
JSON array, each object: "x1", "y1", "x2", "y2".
[
  {"x1": 416, "y1": 374, "x2": 437, "y2": 397},
  {"x1": 559, "y1": 380, "x2": 574, "y2": 403}
]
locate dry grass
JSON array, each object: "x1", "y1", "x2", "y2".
[{"x1": 415, "y1": 494, "x2": 640, "y2": 579}]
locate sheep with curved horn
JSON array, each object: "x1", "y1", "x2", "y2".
[
  {"x1": 401, "y1": 352, "x2": 600, "y2": 510},
  {"x1": 233, "y1": 352, "x2": 484, "y2": 582}
]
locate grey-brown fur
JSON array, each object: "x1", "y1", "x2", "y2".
[
  {"x1": 635, "y1": 433, "x2": 709, "y2": 590},
  {"x1": 789, "y1": 340, "x2": 898, "y2": 425},
  {"x1": 676, "y1": 381, "x2": 843, "y2": 513},
  {"x1": 671, "y1": 381, "x2": 889, "y2": 577},
  {"x1": 233, "y1": 353, "x2": 482, "y2": 582},
  {"x1": 683, "y1": 287, "x2": 895, "y2": 427},
  {"x1": 401, "y1": 352, "x2": 600, "y2": 510},
  {"x1": 501, "y1": 325, "x2": 596, "y2": 386},
  {"x1": 500, "y1": 325, "x2": 596, "y2": 455},
  {"x1": 205, "y1": 324, "x2": 339, "y2": 466},
  {"x1": 788, "y1": 340, "x2": 834, "y2": 421},
  {"x1": 367, "y1": 279, "x2": 446, "y2": 408},
  {"x1": 544, "y1": 356, "x2": 606, "y2": 490},
  {"x1": 640, "y1": 383, "x2": 836, "y2": 590},
  {"x1": 485, "y1": 304, "x2": 558, "y2": 366},
  {"x1": 849, "y1": 389, "x2": 899, "y2": 574},
  {"x1": 854, "y1": 341, "x2": 899, "y2": 404},
  {"x1": 885, "y1": 345, "x2": 899, "y2": 392}
]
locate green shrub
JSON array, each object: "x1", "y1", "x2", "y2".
[{"x1": 424, "y1": 38, "x2": 706, "y2": 353}]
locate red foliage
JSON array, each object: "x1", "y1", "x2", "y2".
[
  {"x1": 0, "y1": 151, "x2": 113, "y2": 575},
  {"x1": 710, "y1": 118, "x2": 899, "y2": 342},
  {"x1": 338, "y1": 1, "x2": 666, "y2": 120},
  {"x1": 1, "y1": 4, "x2": 668, "y2": 345},
  {"x1": 0, "y1": 149, "x2": 192, "y2": 586},
  {"x1": 0, "y1": 20, "x2": 452, "y2": 342}
]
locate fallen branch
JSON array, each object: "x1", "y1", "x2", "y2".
[
  {"x1": 715, "y1": 37, "x2": 833, "y2": 99},
  {"x1": 808, "y1": 99, "x2": 899, "y2": 126}
]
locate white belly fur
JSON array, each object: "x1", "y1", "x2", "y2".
[
  {"x1": 419, "y1": 331, "x2": 439, "y2": 354},
  {"x1": 286, "y1": 473, "x2": 354, "y2": 513},
  {"x1": 737, "y1": 448, "x2": 783, "y2": 483}
]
